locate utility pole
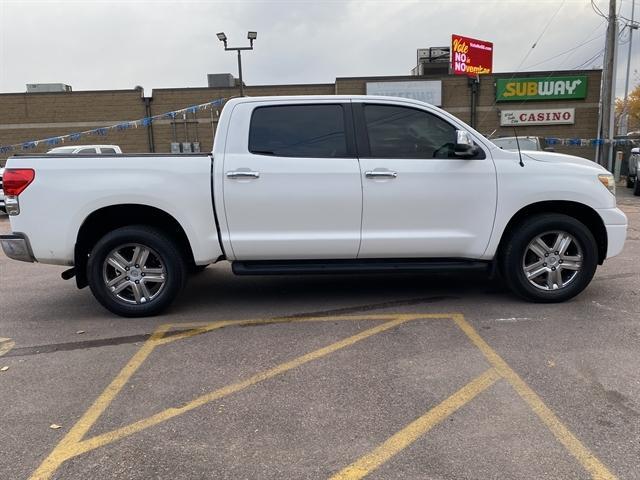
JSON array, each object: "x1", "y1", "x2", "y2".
[
  {"x1": 599, "y1": 0, "x2": 618, "y2": 170},
  {"x1": 619, "y1": 0, "x2": 637, "y2": 137}
]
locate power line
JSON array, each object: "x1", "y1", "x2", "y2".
[
  {"x1": 524, "y1": 31, "x2": 605, "y2": 70},
  {"x1": 514, "y1": 0, "x2": 567, "y2": 72},
  {"x1": 572, "y1": 48, "x2": 605, "y2": 69},
  {"x1": 571, "y1": 25, "x2": 629, "y2": 69},
  {"x1": 592, "y1": 0, "x2": 608, "y2": 18}
]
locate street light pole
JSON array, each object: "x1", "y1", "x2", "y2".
[
  {"x1": 217, "y1": 31, "x2": 257, "y2": 97},
  {"x1": 236, "y1": 50, "x2": 244, "y2": 97}
]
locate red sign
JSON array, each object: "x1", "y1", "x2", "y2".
[{"x1": 451, "y1": 34, "x2": 493, "y2": 76}]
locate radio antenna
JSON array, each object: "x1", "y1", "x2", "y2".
[{"x1": 513, "y1": 127, "x2": 525, "y2": 167}]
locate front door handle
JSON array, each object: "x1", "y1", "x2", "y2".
[
  {"x1": 226, "y1": 170, "x2": 260, "y2": 179},
  {"x1": 365, "y1": 170, "x2": 398, "y2": 179}
]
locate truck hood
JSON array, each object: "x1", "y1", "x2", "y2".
[{"x1": 521, "y1": 150, "x2": 608, "y2": 172}]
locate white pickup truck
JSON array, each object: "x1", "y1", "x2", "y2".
[{"x1": 0, "y1": 95, "x2": 628, "y2": 317}]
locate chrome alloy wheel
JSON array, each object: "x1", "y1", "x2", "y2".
[
  {"x1": 522, "y1": 231, "x2": 583, "y2": 291},
  {"x1": 102, "y1": 243, "x2": 166, "y2": 304}
]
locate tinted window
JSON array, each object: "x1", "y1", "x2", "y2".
[
  {"x1": 77, "y1": 148, "x2": 97, "y2": 154},
  {"x1": 100, "y1": 148, "x2": 117, "y2": 154},
  {"x1": 249, "y1": 105, "x2": 348, "y2": 158},
  {"x1": 364, "y1": 104, "x2": 457, "y2": 159}
]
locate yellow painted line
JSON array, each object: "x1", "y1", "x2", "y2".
[
  {"x1": 29, "y1": 324, "x2": 171, "y2": 480},
  {"x1": 155, "y1": 313, "x2": 452, "y2": 346},
  {"x1": 30, "y1": 315, "x2": 417, "y2": 479},
  {"x1": 451, "y1": 314, "x2": 617, "y2": 480},
  {"x1": 330, "y1": 368, "x2": 500, "y2": 480},
  {"x1": 0, "y1": 337, "x2": 15, "y2": 357},
  {"x1": 71, "y1": 318, "x2": 412, "y2": 458}
]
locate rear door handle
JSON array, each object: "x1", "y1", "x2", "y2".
[
  {"x1": 365, "y1": 170, "x2": 398, "y2": 178},
  {"x1": 226, "y1": 170, "x2": 260, "y2": 179}
]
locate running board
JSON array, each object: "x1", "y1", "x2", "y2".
[{"x1": 232, "y1": 259, "x2": 491, "y2": 276}]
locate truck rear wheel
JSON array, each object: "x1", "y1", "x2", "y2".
[
  {"x1": 499, "y1": 214, "x2": 598, "y2": 303},
  {"x1": 87, "y1": 226, "x2": 186, "y2": 317}
]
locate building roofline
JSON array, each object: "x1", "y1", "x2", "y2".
[
  {"x1": 0, "y1": 88, "x2": 143, "y2": 97},
  {"x1": 151, "y1": 83, "x2": 335, "y2": 94}
]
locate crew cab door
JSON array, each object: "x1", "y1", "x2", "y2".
[
  {"x1": 354, "y1": 101, "x2": 497, "y2": 258},
  {"x1": 221, "y1": 101, "x2": 362, "y2": 260}
]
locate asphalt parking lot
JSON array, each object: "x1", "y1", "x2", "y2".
[{"x1": 1, "y1": 189, "x2": 639, "y2": 480}]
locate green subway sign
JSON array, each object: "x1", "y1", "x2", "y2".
[{"x1": 496, "y1": 76, "x2": 588, "y2": 101}]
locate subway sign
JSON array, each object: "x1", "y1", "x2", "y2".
[{"x1": 496, "y1": 75, "x2": 587, "y2": 101}]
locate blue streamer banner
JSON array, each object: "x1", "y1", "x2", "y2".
[{"x1": 0, "y1": 97, "x2": 227, "y2": 153}]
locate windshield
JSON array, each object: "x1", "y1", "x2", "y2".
[{"x1": 492, "y1": 138, "x2": 539, "y2": 151}]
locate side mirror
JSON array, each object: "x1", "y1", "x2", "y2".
[{"x1": 454, "y1": 130, "x2": 480, "y2": 158}]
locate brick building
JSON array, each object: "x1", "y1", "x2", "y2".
[{"x1": 0, "y1": 69, "x2": 601, "y2": 165}]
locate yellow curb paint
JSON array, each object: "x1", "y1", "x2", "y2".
[
  {"x1": 0, "y1": 337, "x2": 15, "y2": 357},
  {"x1": 330, "y1": 368, "x2": 500, "y2": 480},
  {"x1": 451, "y1": 314, "x2": 617, "y2": 480}
]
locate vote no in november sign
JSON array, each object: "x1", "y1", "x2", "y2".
[{"x1": 496, "y1": 76, "x2": 587, "y2": 101}]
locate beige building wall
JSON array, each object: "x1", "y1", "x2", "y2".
[
  {"x1": 0, "y1": 89, "x2": 149, "y2": 163},
  {"x1": 0, "y1": 70, "x2": 601, "y2": 164}
]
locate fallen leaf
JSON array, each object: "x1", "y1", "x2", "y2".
[
  {"x1": 547, "y1": 360, "x2": 556, "y2": 368},
  {"x1": 49, "y1": 424, "x2": 62, "y2": 430},
  {"x1": 0, "y1": 366, "x2": 8, "y2": 372}
]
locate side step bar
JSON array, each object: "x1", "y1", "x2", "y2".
[{"x1": 232, "y1": 258, "x2": 491, "y2": 276}]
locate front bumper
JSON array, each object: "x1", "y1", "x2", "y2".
[
  {"x1": 597, "y1": 207, "x2": 628, "y2": 259},
  {"x1": 0, "y1": 233, "x2": 35, "y2": 262}
]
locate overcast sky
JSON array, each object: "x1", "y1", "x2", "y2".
[{"x1": 0, "y1": 0, "x2": 637, "y2": 97}]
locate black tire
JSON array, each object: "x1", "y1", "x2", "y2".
[
  {"x1": 627, "y1": 176, "x2": 634, "y2": 188},
  {"x1": 499, "y1": 214, "x2": 598, "y2": 303},
  {"x1": 634, "y1": 178, "x2": 640, "y2": 196},
  {"x1": 87, "y1": 225, "x2": 187, "y2": 317}
]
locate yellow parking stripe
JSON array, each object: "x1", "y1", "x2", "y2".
[
  {"x1": 451, "y1": 314, "x2": 617, "y2": 480},
  {"x1": 0, "y1": 337, "x2": 15, "y2": 357},
  {"x1": 29, "y1": 313, "x2": 618, "y2": 480},
  {"x1": 29, "y1": 324, "x2": 172, "y2": 480},
  {"x1": 30, "y1": 316, "x2": 416, "y2": 480},
  {"x1": 330, "y1": 368, "x2": 500, "y2": 480}
]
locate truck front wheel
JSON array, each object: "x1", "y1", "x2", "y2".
[
  {"x1": 500, "y1": 214, "x2": 598, "y2": 303},
  {"x1": 87, "y1": 226, "x2": 187, "y2": 317}
]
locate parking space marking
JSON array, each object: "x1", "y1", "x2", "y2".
[
  {"x1": 0, "y1": 337, "x2": 15, "y2": 357},
  {"x1": 330, "y1": 368, "x2": 501, "y2": 480},
  {"x1": 31, "y1": 314, "x2": 428, "y2": 480},
  {"x1": 29, "y1": 313, "x2": 618, "y2": 480},
  {"x1": 451, "y1": 314, "x2": 617, "y2": 480}
]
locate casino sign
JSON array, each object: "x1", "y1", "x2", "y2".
[{"x1": 500, "y1": 108, "x2": 575, "y2": 126}]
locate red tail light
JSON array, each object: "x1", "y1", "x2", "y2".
[{"x1": 3, "y1": 169, "x2": 35, "y2": 196}]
